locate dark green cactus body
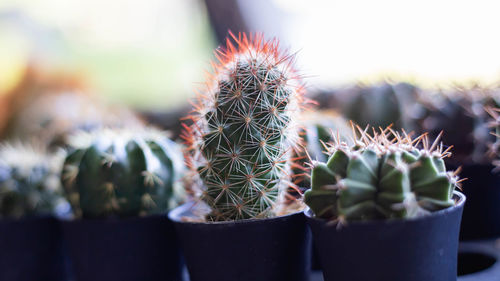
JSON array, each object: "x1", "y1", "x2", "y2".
[
  {"x1": 62, "y1": 129, "x2": 184, "y2": 218},
  {"x1": 0, "y1": 144, "x2": 69, "y2": 218},
  {"x1": 304, "y1": 128, "x2": 457, "y2": 221},
  {"x1": 185, "y1": 34, "x2": 304, "y2": 221}
]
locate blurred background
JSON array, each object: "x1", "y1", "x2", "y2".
[{"x1": 1, "y1": 0, "x2": 500, "y2": 134}]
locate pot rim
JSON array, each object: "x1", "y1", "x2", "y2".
[
  {"x1": 304, "y1": 190, "x2": 466, "y2": 226},
  {"x1": 168, "y1": 201, "x2": 304, "y2": 225}
]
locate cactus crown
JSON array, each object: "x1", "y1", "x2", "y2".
[
  {"x1": 0, "y1": 143, "x2": 70, "y2": 218},
  {"x1": 62, "y1": 127, "x2": 185, "y2": 218},
  {"x1": 304, "y1": 124, "x2": 460, "y2": 222},
  {"x1": 183, "y1": 33, "x2": 306, "y2": 221}
]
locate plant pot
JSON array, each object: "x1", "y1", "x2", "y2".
[
  {"x1": 306, "y1": 191, "x2": 466, "y2": 281},
  {"x1": 456, "y1": 164, "x2": 500, "y2": 240},
  {"x1": 169, "y1": 202, "x2": 311, "y2": 281},
  {"x1": 0, "y1": 216, "x2": 67, "y2": 281},
  {"x1": 62, "y1": 214, "x2": 182, "y2": 281}
]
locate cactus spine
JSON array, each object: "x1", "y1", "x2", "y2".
[
  {"x1": 0, "y1": 143, "x2": 70, "y2": 218},
  {"x1": 62, "y1": 128, "x2": 185, "y2": 218},
  {"x1": 304, "y1": 125, "x2": 459, "y2": 221},
  {"x1": 184, "y1": 33, "x2": 305, "y2": 221}
]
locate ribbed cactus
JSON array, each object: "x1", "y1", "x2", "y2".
[
  {"x1": 292, "y1": 111, "x2": 352, "y2": 188},
  {"x1": 183, "y1": 33, "x2": 306, "y2": 221},
  {"x1": 0, "y1": 143, "x2": 70, "y2": 219},
  {"x1": 304, "y1": 125, "x2": 459, "y2": 221},
  {"x1": 62, "y1": 128, "x2": 185, "y2": 218}
]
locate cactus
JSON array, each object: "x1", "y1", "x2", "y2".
[
  {"x1": 61, "y1": 128, "x2": 185, "y2": 218},
  {"x1": 304, "y1": 125, "x2": 459, "y2": 221},
  {"x1": 486, "y1": 106, "x2": 500, "y2": 168},
  {"x1": 292, "y1": 110, "x2": 352, "y2": 188},
  {"x1": 312, "y1": 82, "x2": 420, "y2": 131},
  {"x1": 183, "y1": 33, "x2": 306, "y2": 221},
  {"x1": 415, "y1": 85, "x2": 500, "y2": 164},
  {"x1": 0, "y1": 143, "x2": 70, "y2": 219}
]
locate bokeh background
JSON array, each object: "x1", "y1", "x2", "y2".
[{"x1": 1, "y1": 0, "x2": 500, "y2": 128}]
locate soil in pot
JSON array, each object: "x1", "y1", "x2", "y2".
[
  {"x1": 457, "y1": 239, "x2": 500, "y2": 281},
  {"x1": 169, "y1": 202, "x2": 311, "y2": 281},
  {"x1": 306, "y1": 191, "x2": 465, "y2": 281},
  {"x1": 0, "y1": 216, "x2": 67, "y2": 281},
  {"x1": 62, "y1": 214, "x2": 182, "y2": 281},
  {"x1": 456, "y1": 164, "x2": 500, "y2": 240}
]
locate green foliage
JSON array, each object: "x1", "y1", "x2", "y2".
[
  {"x1": 62, "y1": 128, "x2": 185, "y2": 218},
  {"x1": 0, "y1": 144, "x2": 70, "y2": 218},
  {"x1": 184, "y1": 34, "x2": 305, "y2": 221},
  {"x1": 304, "y1": 126, "x2": 458, "y2": 221}
]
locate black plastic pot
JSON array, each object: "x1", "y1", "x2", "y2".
[
  {"x1": 62, "y1": 214, "x2": 182, "y2": 281},
  {"x1": 169, "y1": 202, "x2": 311, "y2": 281},
  {"x1": 306, "y1": 191, "x2": 466, "y2": 281},
  {"x1": 456, "y1": 164, "x2": 500, "y2": 240},
  {"x1": 457, "y1": 239, "x2": 500, "y2": 281},
  {"x1": 0, "y1": 216, "x2": 67, "y2": 281}
]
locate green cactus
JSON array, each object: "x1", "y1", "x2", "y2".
[
  {"x1": 183, "y1": 33, "x2": 305, "y2": 221},
  {"x1": 292, "y1": 110, "x2": 352, "y2": 188},
  {"x1": 0, "y1": 143, "x2": 70, "y2": 219},
  {"x1": 62, "y1": 128, "x2": 185, "y2": 218},
  {"x1": 304, "y1": 126, "x2": 458, "y2": 221}
]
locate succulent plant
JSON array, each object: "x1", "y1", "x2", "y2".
[
  {"x1": 183, "y1": 33, "x2": 306, "y2": 221},
  {"x1": 304, "y1": 125, "x2": 460, "y2": 221},
  {"x1": 61, "y1": 128, "x2": 185, "y2": 218},
  {"x1": 486, "y1": 106, "x2": 500, "y2": 168},
  {"x1": 292, "y1": 110, "x2": 352, "y2": 188},
  {"x1": 312, "y1": 82, "x2": 420, "y2": 131},
  {"x1": 0, "y1": 143, "x2": 70, "y2": 219},
  {"x1": 415, "y1": 85, "x2": 500, "y2": 164}
]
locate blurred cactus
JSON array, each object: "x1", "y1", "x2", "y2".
[
  {"x1": 304, "y1": 125, "x2": 459, "y2": 221},
  {"x1": 183, "y1": 33, "x2": 306, "y2": 221},
  {"x1": 486, "y1": 106, "x2": 500, "y2": 168},
  {"x1": 1, "y1": 67, "x2": 142, "y2": 148},
  {"x1": 292, "y1": 110, "x2": 352, "y2": 188},
  {"x1": 415, "y1": 85, "x2": 500, "y2": 164},
  {"x1": 0, "y1": 143, "x2": 70, "y2": 219},
  {"x1": 312, "y1": 82, "x2": 421, "y2": 130},
  {"x1": 62, "y1": 128, "x2": 185, "y2": 218}
]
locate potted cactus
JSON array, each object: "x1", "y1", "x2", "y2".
[
  {"x1": 304, "y1": 125, "x2": 465, "y2": 281},
  {"x1": 415, "y1": 85, "x2": 500, "y2": 240},
  {"x1": 169, "y1": 33, "x2": 311, "y2": 281},
  {"x1": 0, "y1": 143, "x2": 70, "y2": 281},
  {"x1": 60, "y1": 127, "x2": 185, "y2": 281}
]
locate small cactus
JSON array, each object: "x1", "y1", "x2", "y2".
[
  {"x1": 292, "y1": 110, "x2": 352, "y2": 188},
  {"x1": 0, "y1": 143, "x2": 70, "y2": 219},
  {"x1": 304, "y1": 125, "x2": 460, "y2": 221},
  {"x1": 183, "y1": 33, "x2": 306, "y2": 221},
  {"x1": 62, "y1": 128, "x2": 185, "y2": 218}
]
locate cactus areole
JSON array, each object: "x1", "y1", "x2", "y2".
[
  {"x1": 305, "y1": 125, "x2": 461, "y2": 222},
  {"x1": 183, "y1": 33, "x2": 306, "y2": 221}
]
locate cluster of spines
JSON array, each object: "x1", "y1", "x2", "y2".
[
  {"x1": 304, "y1": 124, "x2": 461, "y2": 222},
  {"x1": 183, "y1": 33, "x2": 308, "y2": 221}
]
